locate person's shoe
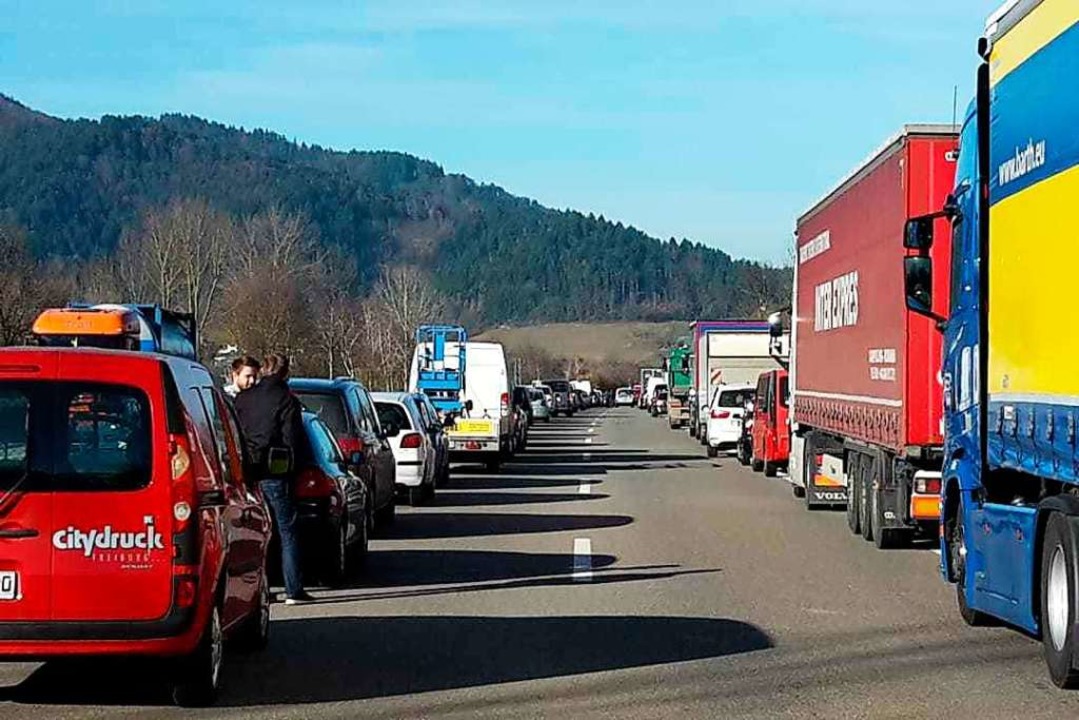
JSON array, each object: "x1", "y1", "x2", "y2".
[{"x1": 284, "y1": 591, "x2": 315, "y2": 606}]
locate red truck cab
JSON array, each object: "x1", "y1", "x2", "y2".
[
  {"x1": 0, "y1": 347, "x2": 271, "y2": 706},
  {"x1": 751, "y1": 369, "x2": 789, "y2": 477}
]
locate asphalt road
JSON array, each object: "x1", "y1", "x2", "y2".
[{"x1": 3, "y1": 407, "x2": 1079, "y2": 718}]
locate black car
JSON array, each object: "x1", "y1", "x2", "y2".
[
  {"x1": 290, "y1": 378, "x2": 398, "y2": 535},
  {"x1": 294, "y1": 413, "x2": 370, "y2": 585},
  {"x1": 544, "y1": 379, "x2": 575, "y2": 417}
]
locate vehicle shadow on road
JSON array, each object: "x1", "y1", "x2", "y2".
[
  {"x1": 387, "y1": 511, "x2": 633, "y2": 539},
  {"x1": 447, "y1": 477, "x2": 604, "y2": 490},
  {"x1": 0, "y1": 611, "x2": 755, "y2": 708},
  {"x1": 312, "y1": 565, "x2": 722, "y2": 605},
  {"x1": 429, "y1": 491, "x2": 609, "y2": 507},
  {"x1": 216, "y1": 615, "x2": 770, "y2": 706}
]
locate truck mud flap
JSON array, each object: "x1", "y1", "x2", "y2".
[
  {"x1": 803, "y1": 434, "x2": 848, "y2": 509},
  {"x1": 807, "y1": 485, "x2": 848, "y2": 508}
]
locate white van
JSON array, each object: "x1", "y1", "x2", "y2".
[{"x1": 439, "y1": 342, "x2": 512, "y2": 471}]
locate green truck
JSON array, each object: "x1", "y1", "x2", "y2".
[{"x1": 665, "y1": 345, "x2": 693, "y2": 429}]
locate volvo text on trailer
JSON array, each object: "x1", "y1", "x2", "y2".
[
  {"x1": 788, "y1": 124, "x2": 958, "y2": 549},
  {"x1": 903, "y1": 0, "x2": 1079, "y2": 687}
]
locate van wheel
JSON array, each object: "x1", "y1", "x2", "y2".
[
  {"x1": 172, "y1": 604, "x2": 224, "y2": 707},
  {"x1": 751, "y1": 457, "x2": 764, "y2": 473},
  {"x1": 764, "y1": 461, "x2": 777, "y2": 477},
  {"x1": 232, "y1": 570, "x2": 271, "y2": 653},
  {"x1": 323, "y1": 518, "x2": 348, "y2": 587},
  {"x1": 792, "y1": 484, "x2": 805, "y2": 498},
  {"x1": 1041, "y1": 513, "x2": 1079, "y2": 688},
  {"x1": 706, "y1": 445, "x2": 718, "y2": 458}
]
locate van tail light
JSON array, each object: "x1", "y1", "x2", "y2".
[
  {"x1": 711, "y1": 410, "x2": 731, "y2": 420},
  {"x1": 501, "y1": 392, "x2": 510, "y2": 417},
  {"x1": 400, "y1": 432, "x2": 423, "y2": 449},
  {"x1": 169, "y1": 430, "x2": 198, "y2": 566},
  {"x1": 296, "y1": 468, "x2": 336, "y2": 499}
]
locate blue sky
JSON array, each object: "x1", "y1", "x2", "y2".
[{"x1": 1, "y1": 0, "x2": 1000, "y2": 263}]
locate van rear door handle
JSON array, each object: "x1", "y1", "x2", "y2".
[{"x1": 0, "y1": 528, "x2": 38, "y2": 539}]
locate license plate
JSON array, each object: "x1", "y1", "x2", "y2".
[
  {"x1": 452, "y1": 419, "x2": 495, "y2": 435},
  {"x1": 0, "y1": 571, "x2": 19, "y2": 600}
]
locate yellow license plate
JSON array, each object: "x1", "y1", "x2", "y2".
[{"x1": 451, "y1": 419, "x2": 495, "y2": 435}]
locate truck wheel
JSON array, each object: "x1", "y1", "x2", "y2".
[
  {"x1": 706, "y1": 445, "x2": 718, "y2": 458},
  {"x1": 1041, "y1": 513, "x2": 1079, "y2": 688},
  {"x1": 802, "y1": 435, "x2": 817, "y2": 510},
  {"x1": 846, "y1": 455, "x2": 862, "y2": 535},
  {"x1": 764, "y1": 461, "x2": 777, "y2": 477},
  {"x1": 948, "y1": 504, "x2": 988, "y2": 627},
  {"x1": 860, "y1": 468, "x2": 874, "y2": 542}
]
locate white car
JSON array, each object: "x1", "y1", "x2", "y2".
[
  {"x1": 706, "y1": 384, "x2": 757, "y2": 458},
  {"x1": 373, "y1": 392, "x2": 438, "y2": 505},
  {"x1": 615, "y1": 387, "x2": 634, "y2": 406}
]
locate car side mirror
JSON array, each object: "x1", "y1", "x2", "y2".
[{"x1": 904, "y1": 256, "x2": 934, "y2": 316}]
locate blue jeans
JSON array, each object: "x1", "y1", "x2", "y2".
[{"x1": 261, "y1": 478, "x2": 304, "y2": 598}]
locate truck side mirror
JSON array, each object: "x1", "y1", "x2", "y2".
[
  {"x1": 904, "y1": 256, "x2": 934, "y2": 316},
  {"x1": 904, "y1": 215, "x2": 936, "y2": 251}
]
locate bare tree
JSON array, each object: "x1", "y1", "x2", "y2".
[{"x1": 115, "y1": 198, "x2": 236, "y2": 334}]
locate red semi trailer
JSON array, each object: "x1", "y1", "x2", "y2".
[{"x1": 787, "y1": 125, "x2": 957, "y2": 549}]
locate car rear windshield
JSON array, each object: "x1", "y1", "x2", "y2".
[
  {"x1": 546, "y1": 380, "x2": 571, "y2": 392},
  {"x1": 0, "y1": 381, "x2": 152, "y2": 492},
  {"x1": 717, "y1": 389, "x2": 754, "y2": 408},
  {"x1": 374, "y1": 402, "x2": 412, "y2": 431},
  {"x1": 294, "y1": 391, "x2": 350, "y2": 436}
]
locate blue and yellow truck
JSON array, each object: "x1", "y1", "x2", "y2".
[{"x1": 904, "y1": 0, "x2": 1079, "y2": 687}]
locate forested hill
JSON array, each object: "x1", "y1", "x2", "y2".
[{"x1": 0, "y1": 94, "x2": 789, "y2": 326}]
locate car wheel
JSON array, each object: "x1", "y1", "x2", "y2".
[
  {"x1": 374, "y1": 493, "x2": 396, "y2": 532},
  {"x1": 485, "y1": 456, "x2": 501, "y2": 473},
  {"x1": 172, "y1": 603, "x2": 224, "y2": 707},
  {"x1": 689, "y1": 424, "x2": 698, "y2": 438},
  {"x1": 1042, "y1": 513, "x2": 1079, "y2": 688},
  {"x1": 706, "y1": 445, "x2": 718, "y2": 458},
  {"x1": 323, "y1": 518, "x2": 348, "y2": 587},
  {"x1": 792, "y1": 484, "x2": 806, "y2": 498},
  {"x1": 408, "y1": 484, "x2": 426, "y2": 507},
  {"x1": 232, "y1": 569, "x2": 271, "y2": 653}
]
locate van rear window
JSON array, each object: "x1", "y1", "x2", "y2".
[
  {"x1": 0, "y1": 382, "x2": 151, "y2": 492},
  {"x1": 294, "y1": 392, "x2": 349, "y2": 437}
]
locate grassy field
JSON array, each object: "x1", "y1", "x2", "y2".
[{"x1": 476, "y1": 321, "x2": 692, "y2": 367}]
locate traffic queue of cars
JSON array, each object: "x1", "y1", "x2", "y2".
[{"x1": 0, "y1": 304, "x2": 595, "y2": 706}]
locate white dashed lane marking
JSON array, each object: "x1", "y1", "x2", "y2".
[{"x1": 573, "y1": 538, "x2": 593, "y2": 581}]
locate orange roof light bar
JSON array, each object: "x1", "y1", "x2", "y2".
[{"x1": 31, "y1": 308, "x2": 141, "y2": 337}]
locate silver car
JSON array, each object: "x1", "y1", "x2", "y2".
[{"x1": 529, "y1": 387, "x2": 551, "y2": 422}]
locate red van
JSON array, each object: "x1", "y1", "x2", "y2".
[
  {"x1": 751, "y1": 369, "x2": 790, "y2": 477},
  {"x1": 0, "y1": 348, "x2": 271, "y2": 706}
]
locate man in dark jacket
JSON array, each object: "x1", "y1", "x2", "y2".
[{"x1": 234, "y1": 353, "x2": 313, "y2": 604}]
